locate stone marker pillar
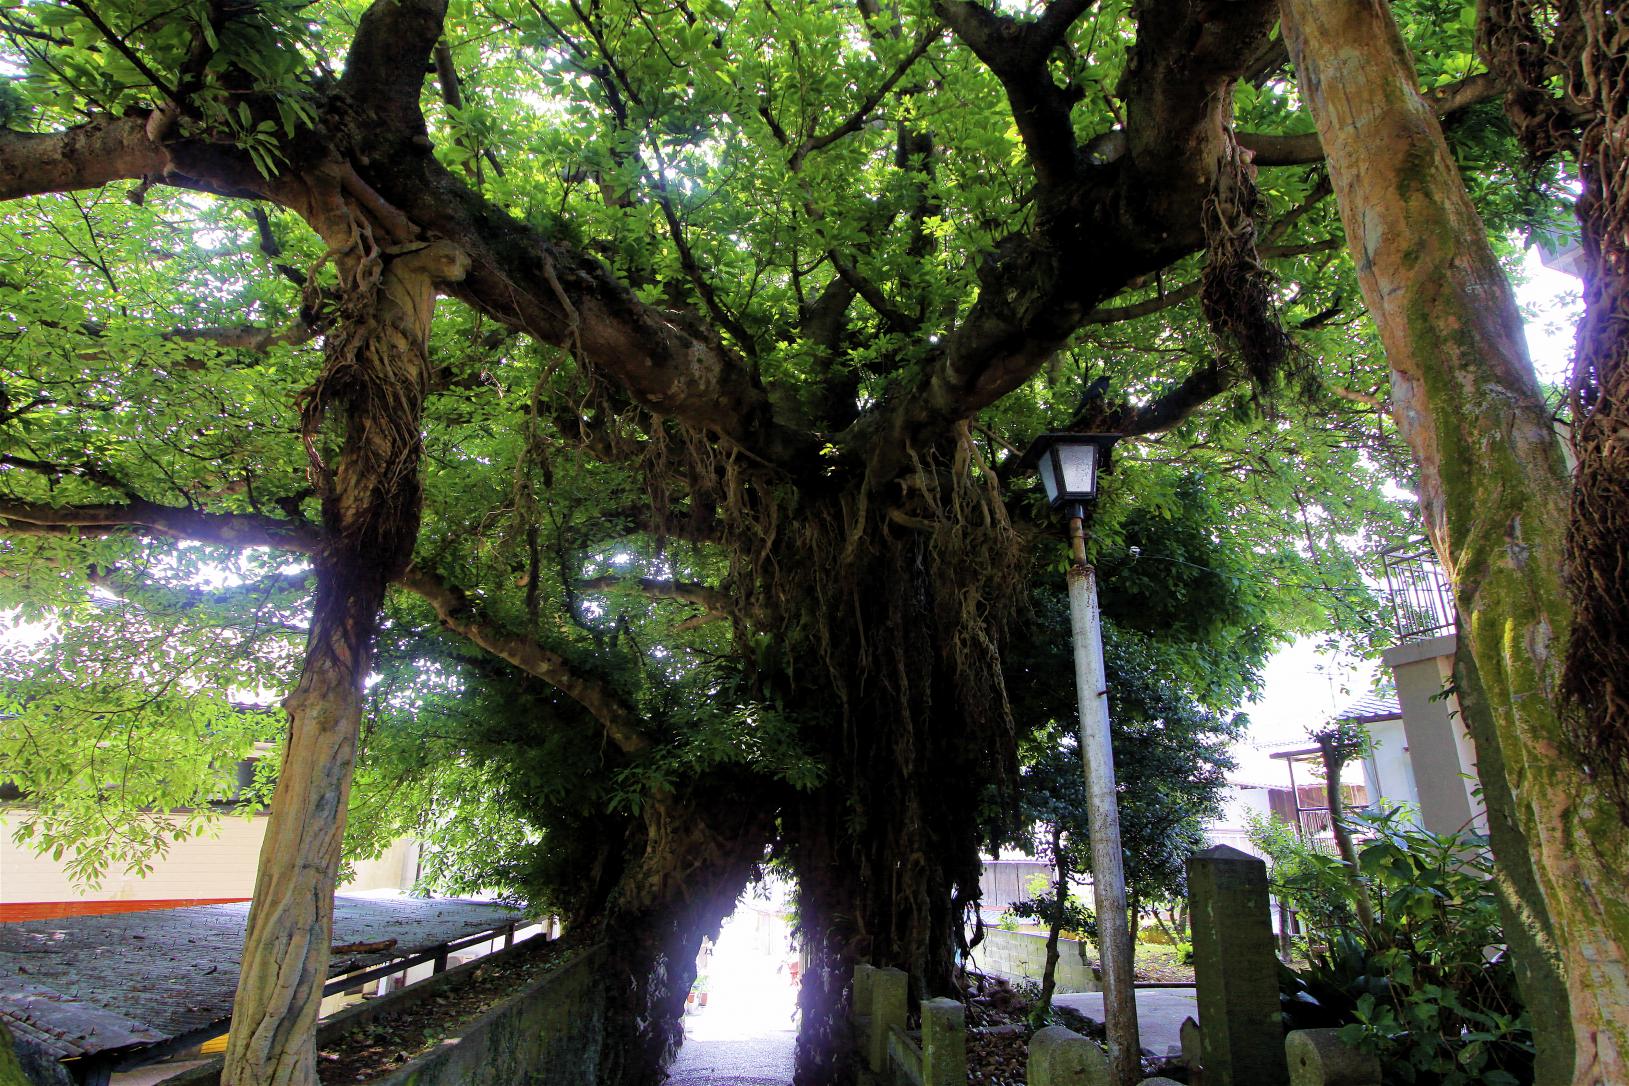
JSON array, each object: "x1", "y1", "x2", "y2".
[
  {"x1": 1286, "y1": 1029, "x2": 1381, "y2": 1086},
  {"x1": 1187, "y1": 845, "x2": 1289, "y2": 1086},
  {"x1": 1179, "y1": 1015, "x2": 1204, "y2": 1086},
  {"x1": 852, "y1": 963, "x2": 878, "y2": 1021},
  {"x1": 870, "y1": 967, "x2": 908, "y2": 1073},
  {"x1": 1028, "y1": 1024, "x2": 1110, "y2": 1086},
  {"x1": 921, "y1": 998, "x2": 967, "y2": 1086}
]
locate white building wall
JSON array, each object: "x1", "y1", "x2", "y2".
[
  {"x1": 1363, "y1": 717, "x2": 1421, "y2": 816},
  {"x1": 1203, "y1": 784, "x2": 1274, "y2": 858}
]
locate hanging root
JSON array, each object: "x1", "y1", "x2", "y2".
[
  {"x1": 1200, "y1": 136, "x2": 1292, "y2": 397},
  {"x1": 297, "y1": 218, "x2": 468, "y2": 578},
  {"x1": 1565, "y1": 371, "x2": 1629, "y2": 813},
  {"x1": 640, "y1": 406, "x2": 1025, "y2": 964},
  {"x1": 1481, "y1": 0, "x2": 1629, "y2": 813}
]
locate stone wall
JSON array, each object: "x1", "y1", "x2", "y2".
[
  {"x1": 0, "y1": 1023, "x2": 46, "y2": 1086},
  {"x1": 165, "y1": 942, "x2": 605, "y2": 1086},
  {"x1": 974, "y1": 929, "x2": 1100, "y2": 992}
]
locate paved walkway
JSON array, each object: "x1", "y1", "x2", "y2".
[
  {"x1": 1053, "y1": 987, "x2": 1197, "y2": 1056},
  {"x1": 670, "y1": 903, "x2": 799, "y2": 1085},
  {"x1": 666, "y1": 988, "x2": 1195, "y2": 1082},
  {"x1": 668, "y1": 1034, "x2": 796, "y2": 1086}
]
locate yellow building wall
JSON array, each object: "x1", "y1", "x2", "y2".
[{"x1": 0, "y1": 814, "x2": 418, "y2": 915}]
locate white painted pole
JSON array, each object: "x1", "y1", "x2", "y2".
[{"x1": 1065, "y1": 513, "x2": 1140, "y2": 1086}]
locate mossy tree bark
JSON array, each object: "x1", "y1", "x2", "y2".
[
  {"x1": 221, "y1": 236, "x2": 469, "y2": 1086},
  {"x1": 1278, "y1": 2, "x2": 1629, "y2": 1082}
]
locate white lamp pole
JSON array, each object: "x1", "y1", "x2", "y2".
[{"x1": 1022, "y1": 433, "x2": 1140, "y2": 1086}]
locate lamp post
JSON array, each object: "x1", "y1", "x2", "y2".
[{"x1": 1022, "y1": 432, "x2": 1140, "y2": 1086}]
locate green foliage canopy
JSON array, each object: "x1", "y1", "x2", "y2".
[{"x1": 0, "y1": 0, "x2": 1562, "y2": 905}]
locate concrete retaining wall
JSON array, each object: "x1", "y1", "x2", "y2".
[
  {"x1": 164, "y1": 942, "x2": 604, "y2": 1086},
  {"x1": 976, "y1": 929, "x2": 1099, "y2": 993}
]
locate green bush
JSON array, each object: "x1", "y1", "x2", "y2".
[
  {"x1": 1255, "y1": 810, "x2": 1533, "y2": 1085},
  {"x1": 1007, "y1": 894, "x2": 1098, "y2": 941},
  {"x1": 1246, "y1": 809, "x2": 1356, "y2": 938}
]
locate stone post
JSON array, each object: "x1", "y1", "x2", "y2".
[
  {"x1": 869, "y1": 967, "x2": 908, "y2": 1074},
  {"x1": 1286, "y1": 1029, "x2": 1381, "y2": 1086},
  {"x1": 921, "y1": 998, "x2": 967, "y2": 1086},
  {"x1": 1028, "y1": 1025, "x2": 1109, "y2": 1086},
  {"x1": 1187, "y1": 845, "x2": 1289, "y2": 1086},
  {"x1": 852, "y1": 963, "x2": 877, "y2": 1022},
  {"x1": 1179, "y1": 1016, "x2": 1204, "y2": 1086}
]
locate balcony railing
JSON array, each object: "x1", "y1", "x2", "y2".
[{"x1": 1380, "y1": 539, "x2": 1457, "y2": 643}]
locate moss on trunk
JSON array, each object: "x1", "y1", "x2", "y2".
[{"x1": 1279, "y1": 2, "x2": 1629, "y2": 1081}]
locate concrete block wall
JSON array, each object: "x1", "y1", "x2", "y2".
[{"x1": 976, "y1": 929, "x2": 1100, "y2": 992}]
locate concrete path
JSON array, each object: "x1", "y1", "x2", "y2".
[
  {"x1": 1053, "y1": 987, "x2": 1197, "y2": 1057},
  {"x1": 670, "y1": 900, "x2": 799, "y2": 1084},
  {"x1": 666, "y1": 987, "x2": 1196, "y2": 1081},
  {"x1": 668, "y1": 1033, "x2": 796, "y2": 1086}
]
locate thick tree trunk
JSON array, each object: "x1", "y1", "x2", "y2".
[
  {"x1": 222, "y1": 239, "x2": 468, "y2": 1086},
  {"x1": 1455, "y1": 648, "x2": 1578, "y2": 1085},
  {"x1": 783, "y1": 676, "x2": 986, "y2": 1080},
  {"x1": 221, "y1": 572, "x2": 383, "y2": 1086},
  {"x1": 785, "y1": 673, "x2": 989, "y2": 1086},
  {"x1": 790, "y1": 796, "x2": 861, "y2": 1086},
  {"x1": 1278, "y1": 4, "x2": 1629, "y2": 1083}
]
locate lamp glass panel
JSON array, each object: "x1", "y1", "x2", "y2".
[
  {"x1": 1037, "y1": 453, "x2": 1061, "y2": 505},
  {"x1": 1056, "y1": 442, "x2": 1098, "y2": 498}
]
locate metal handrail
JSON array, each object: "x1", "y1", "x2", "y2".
[{"x1": 1379, "y1": 539, "x2": 1456, "y2": 643}]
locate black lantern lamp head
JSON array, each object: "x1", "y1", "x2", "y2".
[{"x1": 1019, "y1": 432, "x2": 1120, "y2": 520}]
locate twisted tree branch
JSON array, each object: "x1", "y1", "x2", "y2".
[{"x1": 399, "y1": 564, "x2": 651, "y2": 752}]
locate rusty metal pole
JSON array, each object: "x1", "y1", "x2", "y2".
[{"x1": 1065, "y1": 512, "x2": 1140, "y2": 1086}]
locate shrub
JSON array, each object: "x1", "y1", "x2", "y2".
[
  {"x1": 1263, "y1": 810, "x2": 1532, "y2": 1085},
  {"x1": 1007, "y1": 894, "x2": 1097, "y2": 941},
  {"x1": 1246, "y1": 809, "x2": 1356, "y2": 938}
]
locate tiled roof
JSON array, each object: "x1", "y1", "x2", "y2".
[
  {"x1": 1335, "y1": 691, "x2": 1402, "y2": 722},
  {"x1": 0, "y1": 894, "x2": 519, "y2": 1067}
]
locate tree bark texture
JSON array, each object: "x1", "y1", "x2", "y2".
[
  {"x1": 779, "y1": 467, "x2": 1015, "y2": 1086},
  {"x1": 1480, "y1": 0, "x2": 1629, "y2": 829},
  {"x1": 1315, "y1": 736, "x2": 1374, "y2": 934},
  {"x1": 1454, "y1": 647, "x2": 1579, "y2": 1085},
  {"x1": 222, "y1": 239, "x2": 469, "y2": 1086},
  {"x1": 1278, "y1": 3, "x2": 1629, "y2": 1082}
]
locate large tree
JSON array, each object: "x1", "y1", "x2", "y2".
[
  {"x1": 1277, "y1": 1, "x2": 1627, "y2": 1081},
  {"x1": 0, "y1": 2, "x2": 1558, "y2": 1085}
]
